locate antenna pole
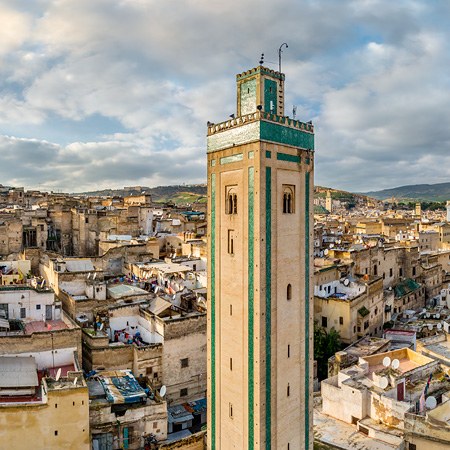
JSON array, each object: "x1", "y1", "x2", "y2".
[{"x1": 278, "y1": 43, "x2": 288, "y2": 73}]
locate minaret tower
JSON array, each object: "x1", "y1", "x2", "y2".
[{"x1": 207, "y1": 65, "x2": 314, "y2": 449}]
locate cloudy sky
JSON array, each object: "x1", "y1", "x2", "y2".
[{"x1": 1, "y1": 0, "x2": 450, "y2": 193}]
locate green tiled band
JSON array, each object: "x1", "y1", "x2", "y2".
[
  {"x1": 305, "y1": 171, "x2": 310, "y2": 449},
  {"x1": 211, "y1": 173, "x2": 216, "y2": 448},
  {"x1": 265, "y1": 166, "x2": 272, "y2": 449},
  {"x1": 248, "y1": 167, "x2": 255, "y2": 449}
]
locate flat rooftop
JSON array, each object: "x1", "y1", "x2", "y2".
[{"x1": 25, "y1": 319, "x2": 69, "y2": 333}]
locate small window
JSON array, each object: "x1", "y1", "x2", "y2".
[
  {"x1": 20, "y1": 307, "x2": 26, "y2": 319},
  {"x1": 287, "y1": 383, "x2": 290, "y2": 397},
  {"x1": 412, "y1": 266, "x2": 416, "y2": 276},
  {"x1": 180, "y1": 358, "x2": 189, "y2": 368},
  {"x1": 230, "y1": 304, "x2": 232, "y2": 316},
  {"x1": 54, "y1": 431, "x2": 58, "y2": 436},
  {"x1": 36, "y1": 304, "x2": 41, "y2": 310},
  {"x1": 230, "y1": 358, "x2": 233, "y2": 371},
  {"x1": 399, "y1": 268, "x2": 403, "y2": 277},
  {"x1": 282, "y1": 186, "x2": 295, "y2": 214},
  {"x1": 228, "y1": 230, "x2": 235, "y2": 255},
  {"x1": 390, "y1": 268, "x2": 393, "y2": 277},
  {"x1": 55, "y1": 403, "x2": 58, "y2": 408},
  {"x1": 322, "y1": 316, "x2": 327, "y2": 328},
  {"x1": 180, "y1": 388, "x2": 188, "y2": 397},
  {"x1": 287, "y1": 345, "x2": 290, "y2": 358},
  {"x1": 339, "y1": 316, "x2": 343, "y2": 325},
  {"x1": 287, "y1": 284, "x2": 292, "y2": 300},
  {"x1": 229, "y1": 402, "x2": 233, "y2": 418},
  {"x1": 153, "y1": 421, "x2": 158, "y2": 429}
]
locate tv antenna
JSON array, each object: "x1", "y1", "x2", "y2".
[
  {"x1": 278, "y1": 42, "x2": 288, "y2": 73},
  {"x1": 55, "y1": 368, "x2": 62, "y2": 381}
]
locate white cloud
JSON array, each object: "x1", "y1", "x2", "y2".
[{"x1": 0, "y1": 0, "x2": 450, "y2": 192}]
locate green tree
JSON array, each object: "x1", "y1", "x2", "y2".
[{"x1": 314, "y1": 321, "x2": 341, "y2": 380}]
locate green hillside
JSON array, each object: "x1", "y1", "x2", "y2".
[
  {"x1": 78, "y1": 184, "x2": 207, "y2": 205},
  {"x1": 364, "y1": 182, "x2": 450, "y2": 202}
]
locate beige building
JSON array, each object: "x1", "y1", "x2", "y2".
[
  {"x1": 0, "y1": 355, "x2": 89, "y2": 450},
  {"x1": 314, "y1": 273, "x2": 384, "y2": 344},
  {"x1": 207, "y1": 65, "x2": 314, "y2": 448}
]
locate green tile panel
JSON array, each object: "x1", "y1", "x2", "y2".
[
  {"x1": 248, "y1": 167, "x2": 255, "y2": 450},
  {"x1": 260, "y1": 121, "x2": 314, "y2": 150},
  {"x1": 220, "y1": 153, "x2": 244, "y2": 165},
  {"x1": 276, "y1": 152, "x2": 301, "y2": 163},
  {"x1": 210, "y1": 173, "x2": 216, "y2": 448},
  {"x1": 265, "y1": 166, "x2": 272, "y2": 449},
  {"x1": 305, "y1": 171, "x2": 310, "y2": 449}
]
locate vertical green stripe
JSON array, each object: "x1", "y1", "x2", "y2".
[
  {"x1": 211, "y1": 173, "x2": 216, "y2": 449},
  {"x1": 265, "y1": 167, "x2": 272, "y2": 449},
  {"x1": 248, "y1": 167, "x2": 255, "y2": 449},
  {"x1": 305, "y1": 171, "x2": 310, "y2": 449}
]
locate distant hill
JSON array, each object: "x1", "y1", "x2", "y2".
[
  {"x1": 363, "y1": 182, "x2": 450, "y2": 202},
  {"x1": 78, "y1": 184, "x2": 207, "y2": 205}
]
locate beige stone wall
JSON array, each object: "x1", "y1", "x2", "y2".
[
  {"x1": 0, "y1": 327, "x2": 82, "y2": 366},
  {"x1": 0, "y1": 385, "x2": 89, "y2": 450},
  {"x1": 163, "y1": 315, "x2": 207, "y2": 405},
  {"x1": 90, "y1": 400, "x2": 167, "y2": 447}
]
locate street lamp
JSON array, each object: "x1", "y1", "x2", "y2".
[{"x1": 278, "y1": 43, "x2": 288, "y2": 73}]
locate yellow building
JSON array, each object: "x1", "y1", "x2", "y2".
[
  {"x1": 207, "y1": 65, "x2": 314, "y2": 448},
  {"x1": 0, "y1": 355, "x2": 89, "y2": 450}
]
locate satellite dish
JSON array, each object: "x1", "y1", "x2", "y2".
[
  {"x1": 73, "y1": 377, "x2": 78, "y2": 386},
  {"x1": 87, "y1": 273, "x2": 91, "y2": 279},
  {"x1": 383, "y1": 357, "x2": 391, "y2": 367},
  {"x1": 426, "y1": 396, "x2": 437, "y2": 410},
  {"x1": 426, "y1": 313, "x2": 430, "y2": 318},
  {"x1": 330, "y1": 243, "x2": 334, "y2": 248},
  {"x1": 159, "y1": 385, "x2": 167, "y2": 398},
  {"x1": 428, "y1": 324, "x2": 433, "y2": 331},
  {"x1": 93, "y1": 273, "x2": 97, "y2": 280},
  {"x1": 379, "y1": 377, "x2": 389, "y2": 389},
  {"x1": 437, "y1": 323, "x2": 442, "y2": 330},
  {"x1": 55, "y1": 368, "x2": 62, "y2": 381},
  {"x1": 436, "y1": 313, "x2": 440, "y2": 319},
  {"x1": 99, "y1": 323, "x2": 104, "y2": 331},
  {"x1": 392, "y1": 359, "x2": 400, "y2": 370},
  {"x1": 324, "y1": 249, "x2": 329, "y2": 255},
  {"x1": 343, "y1": 279, "x2": 350, "y2": 287}
]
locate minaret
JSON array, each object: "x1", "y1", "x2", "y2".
[
  {"x1": 207, "y1": 65, "x2": 314, "y2": 449},
  {"x1": 446, "y1": 201, "x2": 450, "y2": 223},
  {"x1": 325, "y1": 190, "x2": 332, "y2": 213},
  {"x1": 415, "y1": 202, "x2": 421, "y2": 218}
]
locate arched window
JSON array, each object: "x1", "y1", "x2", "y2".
[
  {"x1": 282, "y1": 186, "x2": 295, "y2": 214},
  {"x1": 226, "y1": 188, "x2": 238, "y2": 215},
  {"x1": 287, "y1": 283, "x2": 292, "y2": 300}
]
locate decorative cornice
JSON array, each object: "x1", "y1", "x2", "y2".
[
  {"x1": 236, "y1": 65, "x2": 285, "y2": 81},
  {"x1": 207, "y1": 110, "x2": 314, "y2": 136}
]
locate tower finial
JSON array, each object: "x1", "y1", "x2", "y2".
[{"x1": 259, "y1": 53, "x2": 264, "y2": 65}]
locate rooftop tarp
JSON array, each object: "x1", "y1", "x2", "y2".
[{"x1": 98, "y1": 370, "x2": 147, "y2": 404}]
